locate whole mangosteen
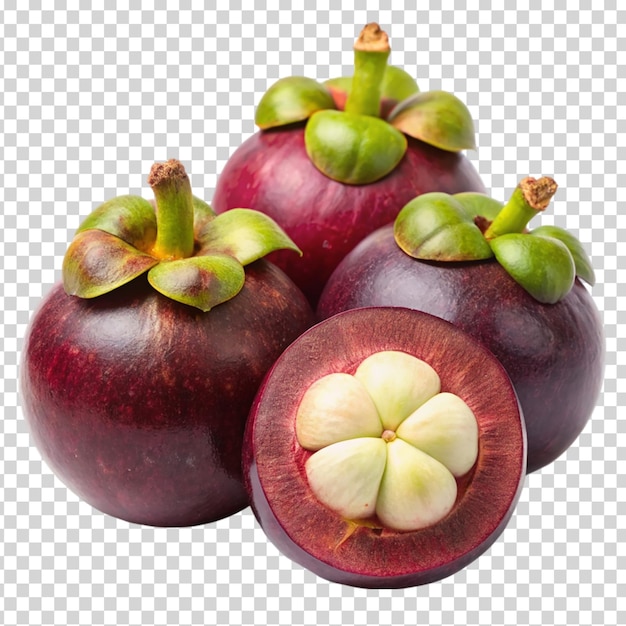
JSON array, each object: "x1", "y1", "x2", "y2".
[
  {"x1": 318, "y1": 177, "x2": 605, "y2": 473},
  {"x1": 212, "y1": 23, "x2": 485, "y2": 306},
  {"x1": 244, "y1": 307, "x2": 526, "y2": 588},
  {"x1": 20, "y1": 159, "x2": 315, "y2": 527}
]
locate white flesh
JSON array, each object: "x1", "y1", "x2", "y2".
[{"x1": 296, "y1": 351, "x2": 479, "y2": 532}]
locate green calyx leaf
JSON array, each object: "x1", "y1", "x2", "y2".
[
  {"x1": 451, "y1": 192, "x2": 504, "y2": 222},
  {"x1": 387, "y1": 90, "x2": 477, "y2": 152},
  {"x1": 147, "y1": 254, "x2": 245, "y2": 312},
  {"x1": 381, "y1": 65, "x2": 421, "y2": 103},
  {"x1": 490, "y1": 234, "x2": 576, "y2": 304},
  {"x1": 304, "y1": 109, "x2": 407, "y2": 185},
  {"x1": 192, "y1": 195, "x2": 217, "y2": 233},
  {"x1": 530, "y1": 225, "x2": 595, "y2": 286},
  {"x1": 62, "y1": 160, "x2": 301, "y2": 311},
  {"x1": 197, "y1": 208, "x2": 301, "y2": 264},
  {"x1": 62, "y1": 229, "x2": 159, "y2": 298},
  {"x1": 76, "y1": 194, "x2": 157, "y2": 249},
  {"x1": 394, "y1": 192, "x2": 494, "y2": 261},
  {"x1": 255, "y1": 76, "x2": 336, "y2": 129}
]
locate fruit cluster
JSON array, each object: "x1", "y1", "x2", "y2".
[{"x1": 21, "y1": 24, "x2": 604, "y2": 588}]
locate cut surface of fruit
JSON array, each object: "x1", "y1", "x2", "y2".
[
  {"x1": 295, "y1": 351, "x2": 478, "y2": 532},
  {"x1": 244, "y1": 307, "x2": 527, "y2": 588}
]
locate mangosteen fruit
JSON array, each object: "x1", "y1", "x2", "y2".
[
  {"x1": 20, "y1": 159, "x2": 315, "y2": 527},
  {"x1": 318, "y1": 177, "x2": 605, "y2": 473},
  {"x1": 243, "y1": 307, "x2": 526, "y2": 588},
  {"x1": 212, "y1": 23, "x2": 485, "y2": 305}
]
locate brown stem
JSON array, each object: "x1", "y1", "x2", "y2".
[
  {"x1": 354, "y1": 23, "x2": 390, "y2": 53},
  {"x1": 519, "y1": 176, "x2": 558, "y2": 211}
]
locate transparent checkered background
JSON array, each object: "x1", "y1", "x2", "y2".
[{"x1": 1, "y1": 2, "x2": 623, "y2": 625}]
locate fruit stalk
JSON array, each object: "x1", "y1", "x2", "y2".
[
  {"x1": 484, "y1": 176, "x2": 558, "y2": 239},
  {"x1": 344, "y1": 23, "x2": 391, "y2": 118},
  {"x1": 148, "y1": 159, "x2": 195, "y2": 260}
]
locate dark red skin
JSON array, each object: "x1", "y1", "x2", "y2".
[
  {"x1": 211, "y1": 124, "x2": 485, "y2": 306},
  {"x1": 317, "y1": 225, "x2": 606, "y2": 473},
  {"x1": 243, "y1": 307, "x2": 526, "y2": 588},
  {"x1": 21, "y1": 260, "x2": 315, "y2": 527}
]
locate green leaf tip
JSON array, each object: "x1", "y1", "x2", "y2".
[
  {"x1": 394, "y1": 193, "x2": 494, "y2": 262},
  {"x1": 305, "y1": 110, "x2": 407, "y2": 185},
  {"x1": 530, "y1": 225, "x2": 595, "y2": 286},
  {"x1": 490, "y1": 233, "x2": 576, "y2": 304},
  {"x1": 62, "y1": 229, "x2": 159, "y2": 299},
  {"x1": 147, "y1": 254, "x2": 246, "y2": 312},
  {"x1": 198, "y1": 208, "x2": 302, "y2": 264},
  {"x1": 388, "y1": 91, "x2": 477, "y2": 152},
  {"x1": 255, "y1": 76, "x2": 336, "y2": 129}
]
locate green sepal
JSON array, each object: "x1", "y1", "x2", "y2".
[
  {"x1": 197, "y1": 208, "x2": 301, "y2": 264},
  {"x1": 304, "y1": 109, "x2": 407, "y2": 185},
  {"x1": 62, "y1": 229, "x2": 159, "y2": 298},
  {"x1": 530, "y1": 225, "x2": 596, "y2": 285},
  {"x1": 255, "y1": 76, "x2": 337, "y2": 129},
  {"x1": 381, "y1": 66, "x2": 421, "y2": 103},
  {"x1": 394, "y1": 192, "x2": 494, "y2": 261},
  {"x1": 192, "y1": 195, "x2": 217, "y2": 234},
  {"x1": 490, "y1": 233, "x2": 576, "y2": 304},
  {"x1": 76, "y1": 195, "x2": 157, "y2": 250},
  {"x1": 452, "y1": 192, "x2": 504, "y2": 222},
  {"x1": 387, "y1": 91, "x2": 477, "y2": 152},
  {"x1": 147, "y1": 254, "x2": 246, "y2": 312}
]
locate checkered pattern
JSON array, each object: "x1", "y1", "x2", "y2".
[{"x1": 1, "y1": 3, "x2": 623, "y2": 625}]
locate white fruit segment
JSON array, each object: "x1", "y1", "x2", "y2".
[
  {"x1": 353, "y1": 350, "x2": 441, "y2": 431},
  {"x1": 295, "y1": 351, "x2": 479, "y2": 532},
  {"x1": 296, "y1": 373, "x2": 383, "y2": 450},
  {"x1": 304, "y1": 438, "x2": 387, "y2": 520},
  {"x1": 376, "y1": 439, "x2": 458, "y2": 531},
  {"x1": 395, "y1": 392, "x2": 479, "y2": 477}
]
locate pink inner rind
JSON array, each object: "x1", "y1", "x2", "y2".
[{"x1": 244, "y1": 307, "x2": 526, "y2": 588}]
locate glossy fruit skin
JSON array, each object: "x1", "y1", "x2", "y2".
[
  {"x1": 212, "y1": 125, "x2": 485, "y2": 306},
  {"x1": 243, "y1": 307, "x2": 526, "y2": 588},
  {"x1": 21, "y1": 260, "x2": 315, "y2": 527},
  {"x1": 317, "y1": 225, "x2": 605, "y2": 473}
]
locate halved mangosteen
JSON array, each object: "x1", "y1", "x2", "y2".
[{"x1": 243, "y1": 307, "x2": 526, "y2": 588}]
